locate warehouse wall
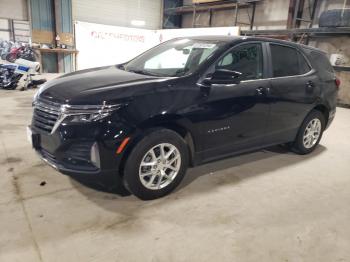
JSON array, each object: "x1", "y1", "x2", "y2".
[
  {"x1": 0, "y1": 19, "x2": 10, "y2": 40},
  {"x1": 30, "y1": 0, "x2": 57, "y2": 73},
  {"x1": 0, "y1": 0, "x2": 28, "y2": 21},
  {"x1": 182, "y1": 0, "x2": 350, "y2": 29},
  {"x1": 72, "y1": 0, "x2": 162, "y2": 29},
  {"x1": 310, "y1": 37, "x2": 350, "y2": 106},
  {"x1": 181, "y1": 0, "x2": 350, "y2": 105},
  {"x1": 314, "y1": 0, "x2": 350, "y2": 25},
  {"x1": 0, "y1": 0, "x2": 28, "y2": 41},
  {"x1": 181, "y1": 0, "x2": 289, "y2": 29}
]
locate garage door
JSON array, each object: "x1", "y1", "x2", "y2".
[{"x1": 72, "y1": 0, "x2": 162, "y2": 29}]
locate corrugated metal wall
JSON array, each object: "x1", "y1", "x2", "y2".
[
  {"x1": 57, "y1": 0, "x2": 73, "y2": 73},
  {"x1": 72, "y1": 0, "x2": 162, "y2": 29},
  {"x1": 59, "y1": 0, "x2": 73, "y2": 33},
  {"x1": 31, "y1": 0, "x2": 57, "y2": 73},
  {"x1": 31, "y1": 0, "x2": 55, "y2": 31},
  {"x1": 13, "y1": 20, "x2": 30, "y2": 42}
]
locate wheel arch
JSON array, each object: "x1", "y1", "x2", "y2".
[
  {"x1": 139, "y1": 115, "x2": 196, "y2": 166},
  {"x1": 312, "y1": 104, "x2": 329, "y2": 127},
  {"x1": 118, "y1": 114, "x2": 197, "y2": 176}
]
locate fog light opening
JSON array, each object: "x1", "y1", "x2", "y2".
[{"x1": 90, "y1": 142, "x2": 100, "y2": 169}]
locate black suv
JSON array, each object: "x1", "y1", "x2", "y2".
[{"x1": 29, "y1": 36, "x2": 339, "y2": 200}]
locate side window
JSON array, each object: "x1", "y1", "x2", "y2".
[
  {"x1": 298, "y1": 51, "x2": 311, "y2": 74},
  {"x1": 270, "y1": 44, "x2": 311, "y2": 77},
  {"x1": 216, "y1": 43, "x2": 263, "y2": 81}
]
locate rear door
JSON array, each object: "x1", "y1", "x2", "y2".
[{"x1": 264, "y1": 43, "x2": 321, "y2": 144}]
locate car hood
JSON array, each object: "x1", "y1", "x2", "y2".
[{"x1": 38, "y1": 65, "x2": 171, "y2": 104}]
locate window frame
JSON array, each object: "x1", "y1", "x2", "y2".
[
  {"x1": 266, "y1": 42, "x2": 313, "y2": 79},
  {"x1": 201, "y1": 41, "x2": 269, "y2": 83}
]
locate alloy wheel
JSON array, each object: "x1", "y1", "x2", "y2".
[
  {"x1": 139, "y1": 143, "x2": 181, "y2": 190},
  {"x1": 303, "y1": 118, "x2": 322, "y2": 149}
]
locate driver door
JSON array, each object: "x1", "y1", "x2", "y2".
[{"x1": 196, "y1": 42, "x2": 271, "y2": 160}]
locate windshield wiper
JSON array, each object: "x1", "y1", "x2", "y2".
[
  {"x1": 127, "y1": 68, "x2": 161, "y2": 77},
  {"x1": 174, "y1": 68, "x2": 190, "y2": 77},
  {"x1": 117, "y1": 64, "x2": 126, "y2": 70}
]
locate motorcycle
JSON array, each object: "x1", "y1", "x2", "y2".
[
  {"x1": 0, "y1": 63, "x2": 46, "y2": 90},
  {"x1": 0, "y1": 41, "x2": 14, "y2": 60},
  {"x1": 0, "y1": 64, "x2": 22, "y2": 89},
  {"x1": 6, "y1": 43, "x2": 36, "y2": 63}
]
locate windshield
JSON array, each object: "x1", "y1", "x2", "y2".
[{"x1": 124, "y1": 38, "x2": 221, "y2": 77}]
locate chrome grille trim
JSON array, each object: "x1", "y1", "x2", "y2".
[
  {"x1": 32, "y1": 98, "x2": 121, "y2": 134},
  {"x1": 33, "y1": 98, "x2": 61, "y2": 134},
  {"x1": 34, "y1": 100, "x2": 61, "y2": 115}
]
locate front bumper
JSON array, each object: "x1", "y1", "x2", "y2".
[
  {"x1": 37, "y1": 147, "x2": 100, "y2": 175},
  {"x1": 28, "y1": 118, "x2": 133, "y2": 177}
]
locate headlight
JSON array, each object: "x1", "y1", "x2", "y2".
[
  {"x1": 36, "y1": 101, "x2": 122, "y2": 134},
  {"x1": 69, "y1": 113, "x2": 110, "y2": 122},
  {"x1": 62, "y1": 104, "x2": 121, "y2": 123}
]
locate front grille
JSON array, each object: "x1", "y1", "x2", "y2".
[{"x1": 33, "y1": 98, "x2": 61, "y2": 133}]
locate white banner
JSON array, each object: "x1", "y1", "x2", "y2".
[
  {"x1": 159, "y1": 27, "x2": 240, "y2": 43},
  {"x1": 75, "y1": 21, "x2": 159, "y2": 70},
  {"x1": 75, "y1": 21, "x2": 240, "y2": 70}
]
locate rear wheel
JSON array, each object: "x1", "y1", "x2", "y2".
[
  {"x1": 290, "y1": 110, "x2": 325, "y2": 154},
  {"x1": 123, "y1": 129, "x2": 189, "y2": 200}
]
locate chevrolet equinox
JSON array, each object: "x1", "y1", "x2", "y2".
[{"x1": 28, "y1": 36, "x2": 339, "y2": 200}]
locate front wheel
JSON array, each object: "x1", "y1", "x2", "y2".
[
  {"x1": 6, "y1": 53, "x2": 17, "y2": 63},
  {"x1": 123, "y1": 129, "x2": 189, "y2": 200},
  {"x1": 291, "y1": 110, "x2": 325, "y2": 154}
]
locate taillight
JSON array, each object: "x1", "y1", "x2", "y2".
[{"x1": 335, "y1": 78, "x2": 341, "y2": 89}]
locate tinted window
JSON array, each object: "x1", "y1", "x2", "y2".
[
  {"x1": 270, "y1": 44, "x2": 311, "y2": 77},
  {"x1": 297, "y1": 51, "x2": 311, "y2": 74},
  {"x1": 216, "y1": 43, "x2": 263, "y2": 81}
]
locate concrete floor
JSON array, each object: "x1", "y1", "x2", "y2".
[{"x1": 1, "y1": 84, "x2": 350, "y2": 262}]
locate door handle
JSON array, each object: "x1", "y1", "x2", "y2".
[
  {"x1": 255, "y1": 87, "x2": 269, "y2": 96},
  {"x1": 306, "y1": 81, "x2": 315, "y2": 93},
  {"x1": 306, "y1": 81, "x2": 315, "y2": 88}
]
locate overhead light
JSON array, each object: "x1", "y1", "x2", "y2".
[{"x1": 131, "y1": 20, "x2": 145, "y2": 27}]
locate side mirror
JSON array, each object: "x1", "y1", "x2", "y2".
[
  {"x1": 211, "y1": 69, "x2": 242, "y2": 83},
  {"x1": 198, "y1": 69, "x2": 243, "y2": 96}
]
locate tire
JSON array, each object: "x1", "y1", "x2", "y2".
[
  {"x1": 291, "y1": 110, "x2": 325, "y2": 155},
  {"x1": 123, "y1": 128, "x2": 189, "y2": 200},
  {"x1": 6, "y1": 53, "x2": 16, "y2": 63},
  {"x1": 3, "y1": 81, "x2": 18, "y2": 90},
  {"x1": 32, "y1": 79, "x2": 47, "y2": 85}
]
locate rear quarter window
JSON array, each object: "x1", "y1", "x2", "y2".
[
  {"x1": 307, "y1": 50, "x2": 335, "y2": 81},
  {"x1": 309, "y1": 51, "x2": 334, "y2": 73},
  {"x1": 270, "y1": 44, "x2": 311, "y2": 77}
]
